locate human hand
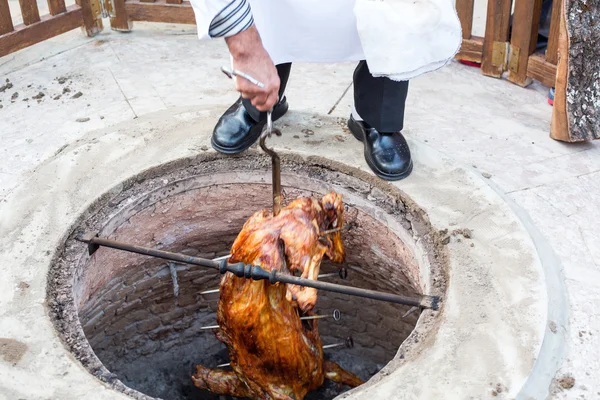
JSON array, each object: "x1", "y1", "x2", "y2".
[{"x1": 225, "y1": 26, "x2": 280, "y2": 111}]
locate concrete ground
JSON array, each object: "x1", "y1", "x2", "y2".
[{"x1": 0, "y1": 19, "x2": 599, "y2": 399}]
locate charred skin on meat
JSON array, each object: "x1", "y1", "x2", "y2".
[{"x1": 192, "y1": 191, "x2": 363, "y2": 399}]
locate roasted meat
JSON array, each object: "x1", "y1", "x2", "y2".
[{"x1": 192, "y1": 191, "x2": 363, "y2": 399}]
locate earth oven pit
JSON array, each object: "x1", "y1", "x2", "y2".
[{"x1": 47, "y1": 154, "x2": 447, "y2": 400}]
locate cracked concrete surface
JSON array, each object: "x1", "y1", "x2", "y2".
[{"x1": 1, "y1": 19, "x2": 599, "y2": 400}]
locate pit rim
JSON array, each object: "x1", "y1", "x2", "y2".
[{"x1": 46, "y1": 153, "x2": 449, "y2": 400}]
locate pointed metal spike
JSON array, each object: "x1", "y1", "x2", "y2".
[
  {"x1": 200, "y1": 288, "x2": 220, "y2": 295},
  {"x1": 299, "y1": 309, "x2": 341, "y2": 321},
  {"x1": 199, "y1": 324, "x2": 220, "y2": 330},
  {"x1": 402, "y1": 306, "x2": 418, "y2": 318},
  {"x1": 322, "y1": 337, "x2": 354, "y2": 349}
]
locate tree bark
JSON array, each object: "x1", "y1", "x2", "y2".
[{"x1": 559, "y1": 0, "x2": 600, "y2": 141}]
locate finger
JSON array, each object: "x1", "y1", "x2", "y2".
[
  {"x1": 251, "y1": 94, "x2": 269, "y2": 107},
  {"x1": 263, "y1": 91, "x2": 279, "y2": 111},
  {"x1": 254, "y1": 103, "x2": 269, "y2": 112},
  {"x1": 253, "y1": 92, "x2": 274, "y2": 111},
  {"x1": 235, "y1": 80, "x2": 262, "y2": 96},
  {"x1": 253, "y1": 90, "x2": 278, "y2": 112},
  {"x1": 253, "y1": 99, "x2": 269, "y2": 112}
]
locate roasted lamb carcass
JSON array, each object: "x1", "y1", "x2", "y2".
[{"x1": 192, "y1": 191, "x2": 363, "y2": 399}]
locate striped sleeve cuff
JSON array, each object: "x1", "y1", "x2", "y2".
[{"x1": 209, "y1": 0, "x2": 254, "y2": 38}]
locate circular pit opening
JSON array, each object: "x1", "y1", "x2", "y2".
[{"x1": 48, "y1": 155, "x2": 446, "y2": 400}]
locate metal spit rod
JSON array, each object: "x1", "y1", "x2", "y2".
[
  {"x1": 78, "y1": 234, "x2": 439, "y2": 310},
  {"x1": 200, "y1": 269, "x2": 348, "y2": 295}
]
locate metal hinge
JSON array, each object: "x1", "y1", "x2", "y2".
[
  {"x1": 90, "y1": 0, "x2": 116, "y2": 19},
  {"x1": 491, "y1": 41, "x2": 508, "y2": 68},
  {"x1": 508, "y1": 46, "x2": 521, "y2": 74}
]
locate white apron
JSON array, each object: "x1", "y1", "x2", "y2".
[{"x1": 189, "y1": 0, "x2": 462, "y2": 80}]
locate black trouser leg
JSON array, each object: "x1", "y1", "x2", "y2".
[
  {"x1": 353, "y1": 60, "x2": 409, "y2": 133},
  {"x1": 242, "y1": 62, "x2": 292, "y2": 122}
]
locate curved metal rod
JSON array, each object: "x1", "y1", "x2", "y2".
[
  {"x1": 219, "y1": 67, "x2": 283, "y2": 216},
  {"x1": 259, "y1": 111, "x2": 283, "y2": 216}
]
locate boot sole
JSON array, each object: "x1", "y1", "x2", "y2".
[
  {"x1": 211, "y1": 101, "x2": 290, "y2": 155},
  {"x1": 347, "y1": 117, "x2": 413, "y2": 182}
]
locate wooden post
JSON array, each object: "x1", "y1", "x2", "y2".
[
  {"x1": 47, "y1": 0, "x2": 67, "y2": 15},
  {"x1": 455, "y1": 36, "x2": 484, "y2": 63},
  {"x1": 455, "y1": 0, "x2": 474, "y2": 39},
  {"x1": 545, "y1": 0, "x2": 562, "y2": 65},
  {"x1": 110, "y1": 0, "x2": 132, "y2": 31},
  {"x1": 507, "y1": 0, "x2": 543, "y2": 86},
  {"x1": 480, "y1": 0, "x2": 512, "y2": 77},
  {"x1": 18, "y1": 0, "x2": 41, "y2": 25},
  {"x1": 0, "y1": 0, "x2": 14, "y2": 34},
  {"x1": 76, "y1": 0, "x2": 102, "y2": 36},
  {"x1": 454, "y1": 0, "x2": 485, "y2": 63}
]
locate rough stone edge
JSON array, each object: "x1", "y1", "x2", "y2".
[{"x1": 45, "y1": 152, "x2": 449, "y2": 400}]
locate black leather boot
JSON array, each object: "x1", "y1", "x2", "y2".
[
  {"x1": 211, "y1": 96, "x2": 289, "y2": 154},
  {"x1": 348, "y1": 115, "x2": 413, "y2": 181},
  {"x1": 211, "y1": 63, "x2": 292, "y2": 155}
]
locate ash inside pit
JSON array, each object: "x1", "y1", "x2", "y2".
[
  {"x1": 111, "y1": 341, "x2": 386, "y2": 400},
  {"x1": 49, "y1": 156, "x2": 445, "y2": 400}
]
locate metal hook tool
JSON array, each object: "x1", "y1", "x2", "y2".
[
  {"x1": 221, "y1": 66, "x2": 283, "y2": 216},
  {"x1": 221, "y1": 66, "x2": 265, "y2": 88},
  {"x1": 260, "y1": 113, "x2": 282, "y2": 216}
]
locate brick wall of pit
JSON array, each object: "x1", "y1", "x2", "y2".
[
  {"x1": 77, "y1": 184, "x2": 420, "y2": 369},
  {"x1": 80, "y1": 252, "x2": 419, "y2": 368}
]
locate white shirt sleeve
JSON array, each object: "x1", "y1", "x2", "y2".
[{"x1": 189, "y1": 0, "x2": 254, "y2": 40}]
